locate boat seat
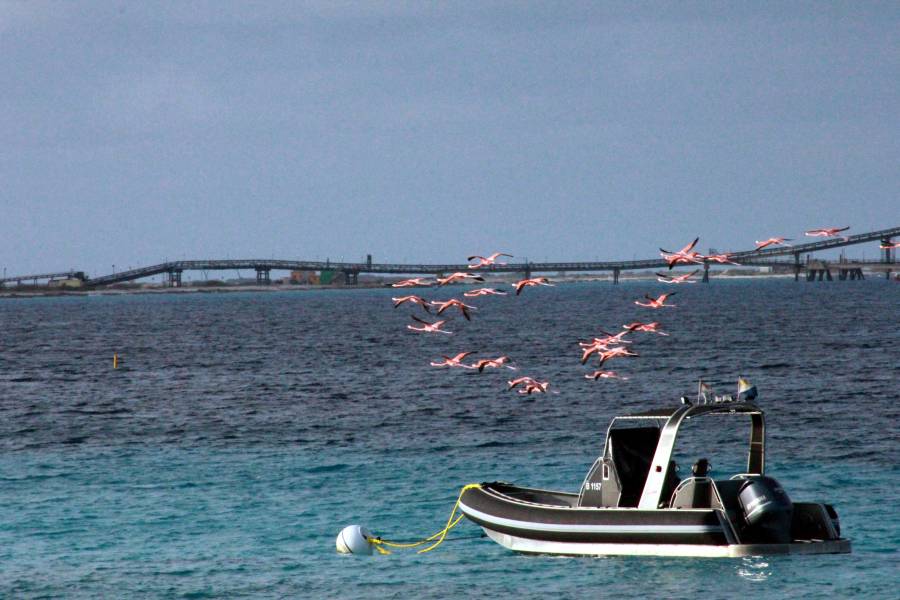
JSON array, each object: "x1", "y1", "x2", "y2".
[
  {"x1": 671, "y1": 478, "x2": 713, "y2": 509},
  {"x1": 670, "y1": 459, "x2": 722, "y2": 510}
]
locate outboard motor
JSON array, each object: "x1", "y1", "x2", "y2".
[{"x1": 738, "y1": 476, "x2": 793, "y2": 543}]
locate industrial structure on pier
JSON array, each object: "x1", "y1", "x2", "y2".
[{"x1": 2, "y1": 226, "x2": 897, "y2": 289}]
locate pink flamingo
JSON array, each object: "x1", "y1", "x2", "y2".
[
  {"x1": 467, "y1": 252, "x2": 513, "y2": 269},
  {"x1": 595, "y1": 346, "x2": 639, "y2": 368},
  {"x1": 391, "y1": 295, "x2": 431, "y2": 312},
  {"x1": 805, "y1": 226, "x2": 850, "y2": 238},
  {"x1": 471, "y1": 356, "x2": 516, "y2": 372},
  {"x1": 463, "y1": 287, "x2": 508, "y2": 297},
  {"x1": 635, "y1": 292, "x2": 677, "y2": 308},
  {"x1": 429, "y1": 298, "x2": 477, "y2": 321},
  {"x1": 880, "y1": 241, "x2": 900, "y2": 250},
  {"x1": 660, "y1": 237, "x2": 704, "y2": 269},
  {"x1": 436, "y1": 272, "x2": 484, "y2": 286},
  {"x1": 512, "y1": 277, "x2": 554, "y2": 295},
  {"x1": 585, "y1": 370, "x2": 628, "y2": 381},
  {"x1": 623, "y1": 321, "x2": 669, "y2": 336},
  {"x1": 407, "y1": 315, "x2": 452, "y2": 334},
  {"x1": 703, "y1": 252, "x2": 740, "y2": 265},
  {"x1": 656, "y1": 270, "x2": 699, "y2": 284},
  {"x1": 518, "y1": 381, "x2": 550, "y2": 395},
  {"x1": 392, "y1": 278, "x2": 432, "y2": 288},
  {"x1": 430, "y1": 352, "x2": 475, "y2": 368},
  {"x1": 754, "y1": 237, "x2": 792, "y2": 250}
]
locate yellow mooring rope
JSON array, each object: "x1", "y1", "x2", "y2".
[{"x1": 367, "y1": 483, "x2": 481, "y2": 555}]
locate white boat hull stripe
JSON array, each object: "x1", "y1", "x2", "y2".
[{"x1": 459, "y1": 501, "x2": 723, "y2": 534}]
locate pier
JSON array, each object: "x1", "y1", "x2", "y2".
[{"x1": 1, "y1": 226, "x2": 896, "y2": 289}]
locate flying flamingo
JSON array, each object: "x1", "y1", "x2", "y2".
[
  {"x1": 623, "y1": 321, "x2": 669, "y2": 336},
  {"x1": 595, "y1": 346, "x2": 639, "y2": 368},
  {"x1": 805, "y1": 226, "x2": 850, "y2": 238},
  {"x1": 407, "y1": 315, "x2": 452, "y2": 334},
  {"x1": 512, "y1": 277, "x2": 554, "y2": 295},
  {"x1": 703, "y1": 253, "x2": 740, "y2": 265},
  {"x1": 392, "y1": 278, "x2": 433, "y2": 288},
  {"x1": 436, "y1": 272, "x2": 484, "y2": 286},
  {"x1": 471, "y1": 356, "x2": 516, "y2": 372},
  {"x1": 754, "y1": 237, "x2": 792, "y2": 250},
  {"x1": 391, "y1": 295, "x2": 431, "y2": 312},
  {"x1": 585, "y1": 370, "x2": 628, "y2": 381},
  {"x1": 463, "y1": 287, "x2": 508, "y2": 297},
  {"x1": 507, "y1": 376, "x2": 540, "y2": 391},
  {"x1": 880, "y1": 241, "x2": 900, "y2": 249},
  {"x1": 506, "y1": 377, "x2": 551, "y2": 395},
  {"x1": 429, "y1": 298, "x2": 477, "y2": 321},
  {"x1": 656, "y1": 270, "x2": 699, "y2": 284},
  {"x1": 635, "y1": 292, "x2": 677, "y2": 308},
  {"x1": 467, "y1": 252, "x2": 513, "y2": 269},
  {"x1": 430, "y1": 352, "x2": 475, "y2": 368},
  {"x1": 660, "y1": 237, "x2": 704, "y2": 269},
  {"x1": 518, "y1": 381, "x2": 550, "y2": 395}
]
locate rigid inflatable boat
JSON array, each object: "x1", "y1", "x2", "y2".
[{"x1": 458, "y1": 399, "x2": 850, "y2": 557}]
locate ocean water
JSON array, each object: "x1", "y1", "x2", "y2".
[{"x1": 0, "y1": 279, "x2": 897, "y2": 598}]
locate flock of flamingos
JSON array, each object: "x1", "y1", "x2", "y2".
[{"x1": 389, "y1": 226, "x2": 895, "y2": 395}]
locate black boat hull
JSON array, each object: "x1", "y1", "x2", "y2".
[{"x1": 459, "y1": 483, "x2": 851, "y2": 557}]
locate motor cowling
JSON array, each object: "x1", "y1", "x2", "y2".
[{"x1": 738, "y1": 476, "x2": 793, "y2": 544}]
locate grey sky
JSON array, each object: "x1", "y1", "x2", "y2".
[{"x1": 2, "y1": 2, "x2": 898, "y2": 276}]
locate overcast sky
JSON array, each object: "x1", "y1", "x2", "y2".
[{"x1": 2, "y1": 2, "x2": 898, "y2": 277}]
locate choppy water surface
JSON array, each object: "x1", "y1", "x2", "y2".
[{"x1": 1, "y1": 280, "x2": 897, "y2": 598}]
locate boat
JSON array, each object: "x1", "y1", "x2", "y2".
[{"x1": 458, "y1": 398, "x2": 850, "y2": 557}]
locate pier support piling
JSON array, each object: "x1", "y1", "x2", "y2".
[
  {"x1": 702, "y1": 263, "x2": 710, "y2": 283},
  {"x1": 167, "y1": 269, "x2": 182, "y2": 287},
  {"x1": 612, "y1": 267, "x2": 620, "y2": 284},
  {"x1": 255, "y1": 268, "x2": 271, "y2": 285},
  {"x1": 883, "y1": 237, "x2": 894, "y2": 279}
]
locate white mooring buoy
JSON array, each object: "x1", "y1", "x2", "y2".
[{"x1": 336, "y1": 525, "x2": 374, "y2": 555}]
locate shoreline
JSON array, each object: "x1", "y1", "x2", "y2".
[{"x1": 0, "y1": 273, "x2": 810, "y2": 299}]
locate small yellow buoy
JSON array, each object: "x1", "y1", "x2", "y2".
[{"x1": 113, "y1": 353, "x2": 118, "y2": 369}]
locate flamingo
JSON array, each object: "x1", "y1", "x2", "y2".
[
  {"x1": 429, "y1": 298, "x2": 477, "y2": 321},
  {"x1": 512, "y1": 277, "x2": 554, "y2": 295},
  {"x1": 467, "y1": 252, "x2": 513, "y2": 269},
  {"x1": 507, "y1": 377, "x2": 550, "y2": 395},
  {"x1": 623, "y1": 321, "x2": 669, "y2": 336},
  {"x1": 471, "y1": 356, "x2": 516, "y2": 372},
  {"x1": 660, "y1": 237, "x2": 704, "y2": 269},
  {"x1": 437, "y1": 272, "x2": 484, "y2": 286},
  {"x1": 595, "y1": 346, "x2": 639, "y2": 368},
  {"x1": 880, "y1": 241, "x2": 900, "y2": 250},
  {"x1": 754, "y1": 237, "x2": 792, "y2": 250},
  {"x1": 805, "y1": 226, "x2": 850, "y2": 238},
  {"x1": 656, "y1": 270, "x2": 699, "y2": 284},
  {"x1": 391, "y1": 295, "x2": 431, "y2": 312},
  {"x1": 463, "y1": 287, "x2": 508, "y2": 297},
  {"x1": 585, "y1": 370, "x2": 628, "y2": 381},
  {"x1": 635, "y1": 292, "x2": 677, "y2": 308},
  {"x1": 407, "y1": 315, "x2": 452, "y2": 334},
  {"x1": 392, "y1": 278, "x2": 432, "y2": 288},
  {"x1": 703, "y1": 253, "x2": 740, "y2": 265},
  {"x1": 518, "y1": 381, "x2": 550, "y2": 395},
  {"x1": 507, "y1": 376, "x2": 540, "y2": 391},
  {"x1": 430, "y1": 352, "x2": 475, "y2": 368}
]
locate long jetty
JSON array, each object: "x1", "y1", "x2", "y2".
[{"x1": 2, "y1": 226, "x2": 897, "y2": 288}]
